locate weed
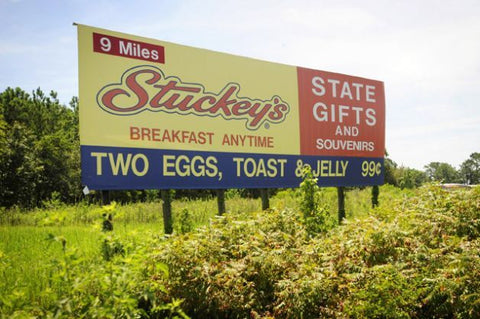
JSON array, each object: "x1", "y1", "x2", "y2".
[
  {"x1": 299, "y1": 164, "x2": 333, "y2": 235},
  {"x1": 175, "y1": 208, "x2": 194, "y2": 234}
]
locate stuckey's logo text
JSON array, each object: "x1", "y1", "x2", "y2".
[{"x1": 97, "y1": 66, "x2": 290, "y2": 130}]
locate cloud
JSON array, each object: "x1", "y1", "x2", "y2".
[
  {"x1": 389, "y1": 116, "x2": 480, "y2": 139},
  {"x1": 0, "y1": 43, "x2": 36, "y2": 54}
]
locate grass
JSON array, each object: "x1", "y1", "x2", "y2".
[
  {"x1": 0, "y1": 194, "x2": 264, "y2": 311},
  {"x1": 0, "y1": 226, "x2": 97, "y2": 302}
]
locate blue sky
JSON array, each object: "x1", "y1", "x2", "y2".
[{"x1": 1, "y1": 0, "x2": 479, "y2": 170}]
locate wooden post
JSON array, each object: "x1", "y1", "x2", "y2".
[
  {"x1": 161, "y1": 190, "x2": 173, "y2": 234},
  {"x1": 337, "y1": 186, "x2": 346, "y2": 224},
  {"x1": 101, "y1": 190, "x2": 110, "y2": 205},
  {"x1": 216, "y1": 189, "x2": 226, "y2": 215},
  {"x1": 260, "y1": 188, "x2": 269, "y2": 210},
  {"x1": 372, "y1": 185, "x2": 379, "y2": 208}
]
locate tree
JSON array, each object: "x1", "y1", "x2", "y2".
[
  {"x1": 459, "y1": 153, "x2": 480, "y2": 184},
  {"x1": 384, "y1": 155, "x2": 398, "y2": 186},
  {"x1": 0, "y1": 87, "x2": 80, "y2": 208},
  {"x1": 0, "y1": 114, "x2": 10, "y2": 204},
  {"x1": 424, "y1": 162, "x2": 460, "y2": 183},
  {"x1": 0, "y1": 121, "x2": 40, "y2": 207},
  {"x1": 396, "y1": 166, "x2": 426, "y2": 189},
  {"x1": 380, "y1": 150, "x2": 398, "y2": 186}
]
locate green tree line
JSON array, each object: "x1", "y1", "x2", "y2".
[
  {"x1": 384, "y1": 153, "x2": 480, "y2": 189},
  {"x1": 0, "y1": 87, "x2": 479, "y2": 208},
  {"x1": 0, "y1": 87, "x2": 80, "y2": 208}
]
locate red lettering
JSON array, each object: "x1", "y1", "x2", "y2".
[
  {"x1": 209, "y1": 86, "x2": 237, "y2": 116},
  {"x1": 152, "y1": 128, "x2": 161, "y2": 141},
  {"x1": 141, "y1": 127, "x2": 151, "y2": 140},
  {"x1": 269, "y1": 102, "x2": 289, "y2": 121},
  {"x1": 97, "y1": 66, "x2": 290, "y2": 130},
  {"x1": 150, "y1": 80, "x2": 201, "y2": 109},
  {"x1": 162, "y1": 94, "x2": 195, "y2": 110},
  {"x1": 150, "y1": 81, "x2": 179, "y2": 107},
  {"x1": 171, "y1": 130, "x2": 180, "y2": 143},
  {"x1": 248, "y1": 103, "x2": 272, "y2": 128},
  {"x1": 191, "y1": 96, "x2": 217, "y2": 112},
  {"x1": 101, "y1": 69, "x2": 161, "y2": 113},
  {"x1": 130, "y1": 126, "x2": 140, "y2": 140},
  {"x1": 232, "y1": 101, "x2": 251, "y2": 115}
]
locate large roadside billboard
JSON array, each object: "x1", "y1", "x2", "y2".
[{"x1": 77, "y1": 24, "x2": 385, "y2": 190}]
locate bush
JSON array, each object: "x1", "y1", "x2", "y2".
[
  {"x1": 151, "y1": 185, "x2": 480, "y2": 318},
  {"x1": 153, "y1": 208, "x2": 306, "y2": 318}
]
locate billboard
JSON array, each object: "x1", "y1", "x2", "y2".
[{"x1": 77, "y1": 24, "x2": 385, "y2": 190}]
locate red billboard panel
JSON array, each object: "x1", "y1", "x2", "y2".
[{"x1": 297, "y1": 67, "x2": 385, "y2": 158}]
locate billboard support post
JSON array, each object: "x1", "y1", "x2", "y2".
[
  {"x1": 161, "y1": 190, "x2": 173, "y2": 234},
  {"x1": 372, "y1": 185, "x2": 379, "y2": 208},
  {"x1": 101, "y1": 190, "x2": 110, "y2": 205},
  {"x1": 337, "y1": 187, "x2": 346, "y2": 224},
  {"x1": 216, "y1": 189, "x2": 226, "y2": 215},
  {"x1": 261, "y1": 189, "x2": 269, "y2": 210}
]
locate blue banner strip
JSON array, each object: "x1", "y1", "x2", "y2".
[{"x1": 81, "y1": 145, "x2": 384, "y2": 190}]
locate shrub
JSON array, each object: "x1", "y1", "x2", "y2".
[
  {"x1": 175, "y1": 208, "x2": 194, "y2": 234},
  {"x1": 153, "y1": 208, "x2": 306, "y2": 318},
  {"x1": 151, "y1": 185, "x2": 480, "y2": 318},
  {"x1": 344, "y1": 264, "x2": 418, "y2": 318}
]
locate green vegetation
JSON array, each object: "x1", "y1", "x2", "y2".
[
  {"x1": 0, "y1": 88, "x2": 80, "y2": 208},
  {"x1": 2, "y1": 185, "x2": 480, "y2": 318},
  {"x1": 298, "y1": 165, "x2": 335, "y2": 235},
  {"x1": 384, "y1": 153, "x2": 480, "y2": 188},
  {"x1": 153, "y1": 185, "x2": 480, "y2": 318},
  {"x1": 0, "y1": 195, "x2": 259, "y2": 318}
]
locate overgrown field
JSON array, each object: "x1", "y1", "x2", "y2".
[{"x1": 1, "y1": 185, "x2": 479, "y2": 318}]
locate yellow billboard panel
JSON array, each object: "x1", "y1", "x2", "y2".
[
  {"x1": 78, "y1": 24, "x2": 385, "y2": 190},
  {"x1": 78, "y1": 24, "x2": 299, "y2": 155}
]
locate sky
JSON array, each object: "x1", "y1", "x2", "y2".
[{"x1": 1, "y1": 0, "x2": 479, "y2": 170}]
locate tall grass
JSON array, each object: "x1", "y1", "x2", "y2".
[{"x1": 0, "y1": 226, "x2": 99, "y2": 311}]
